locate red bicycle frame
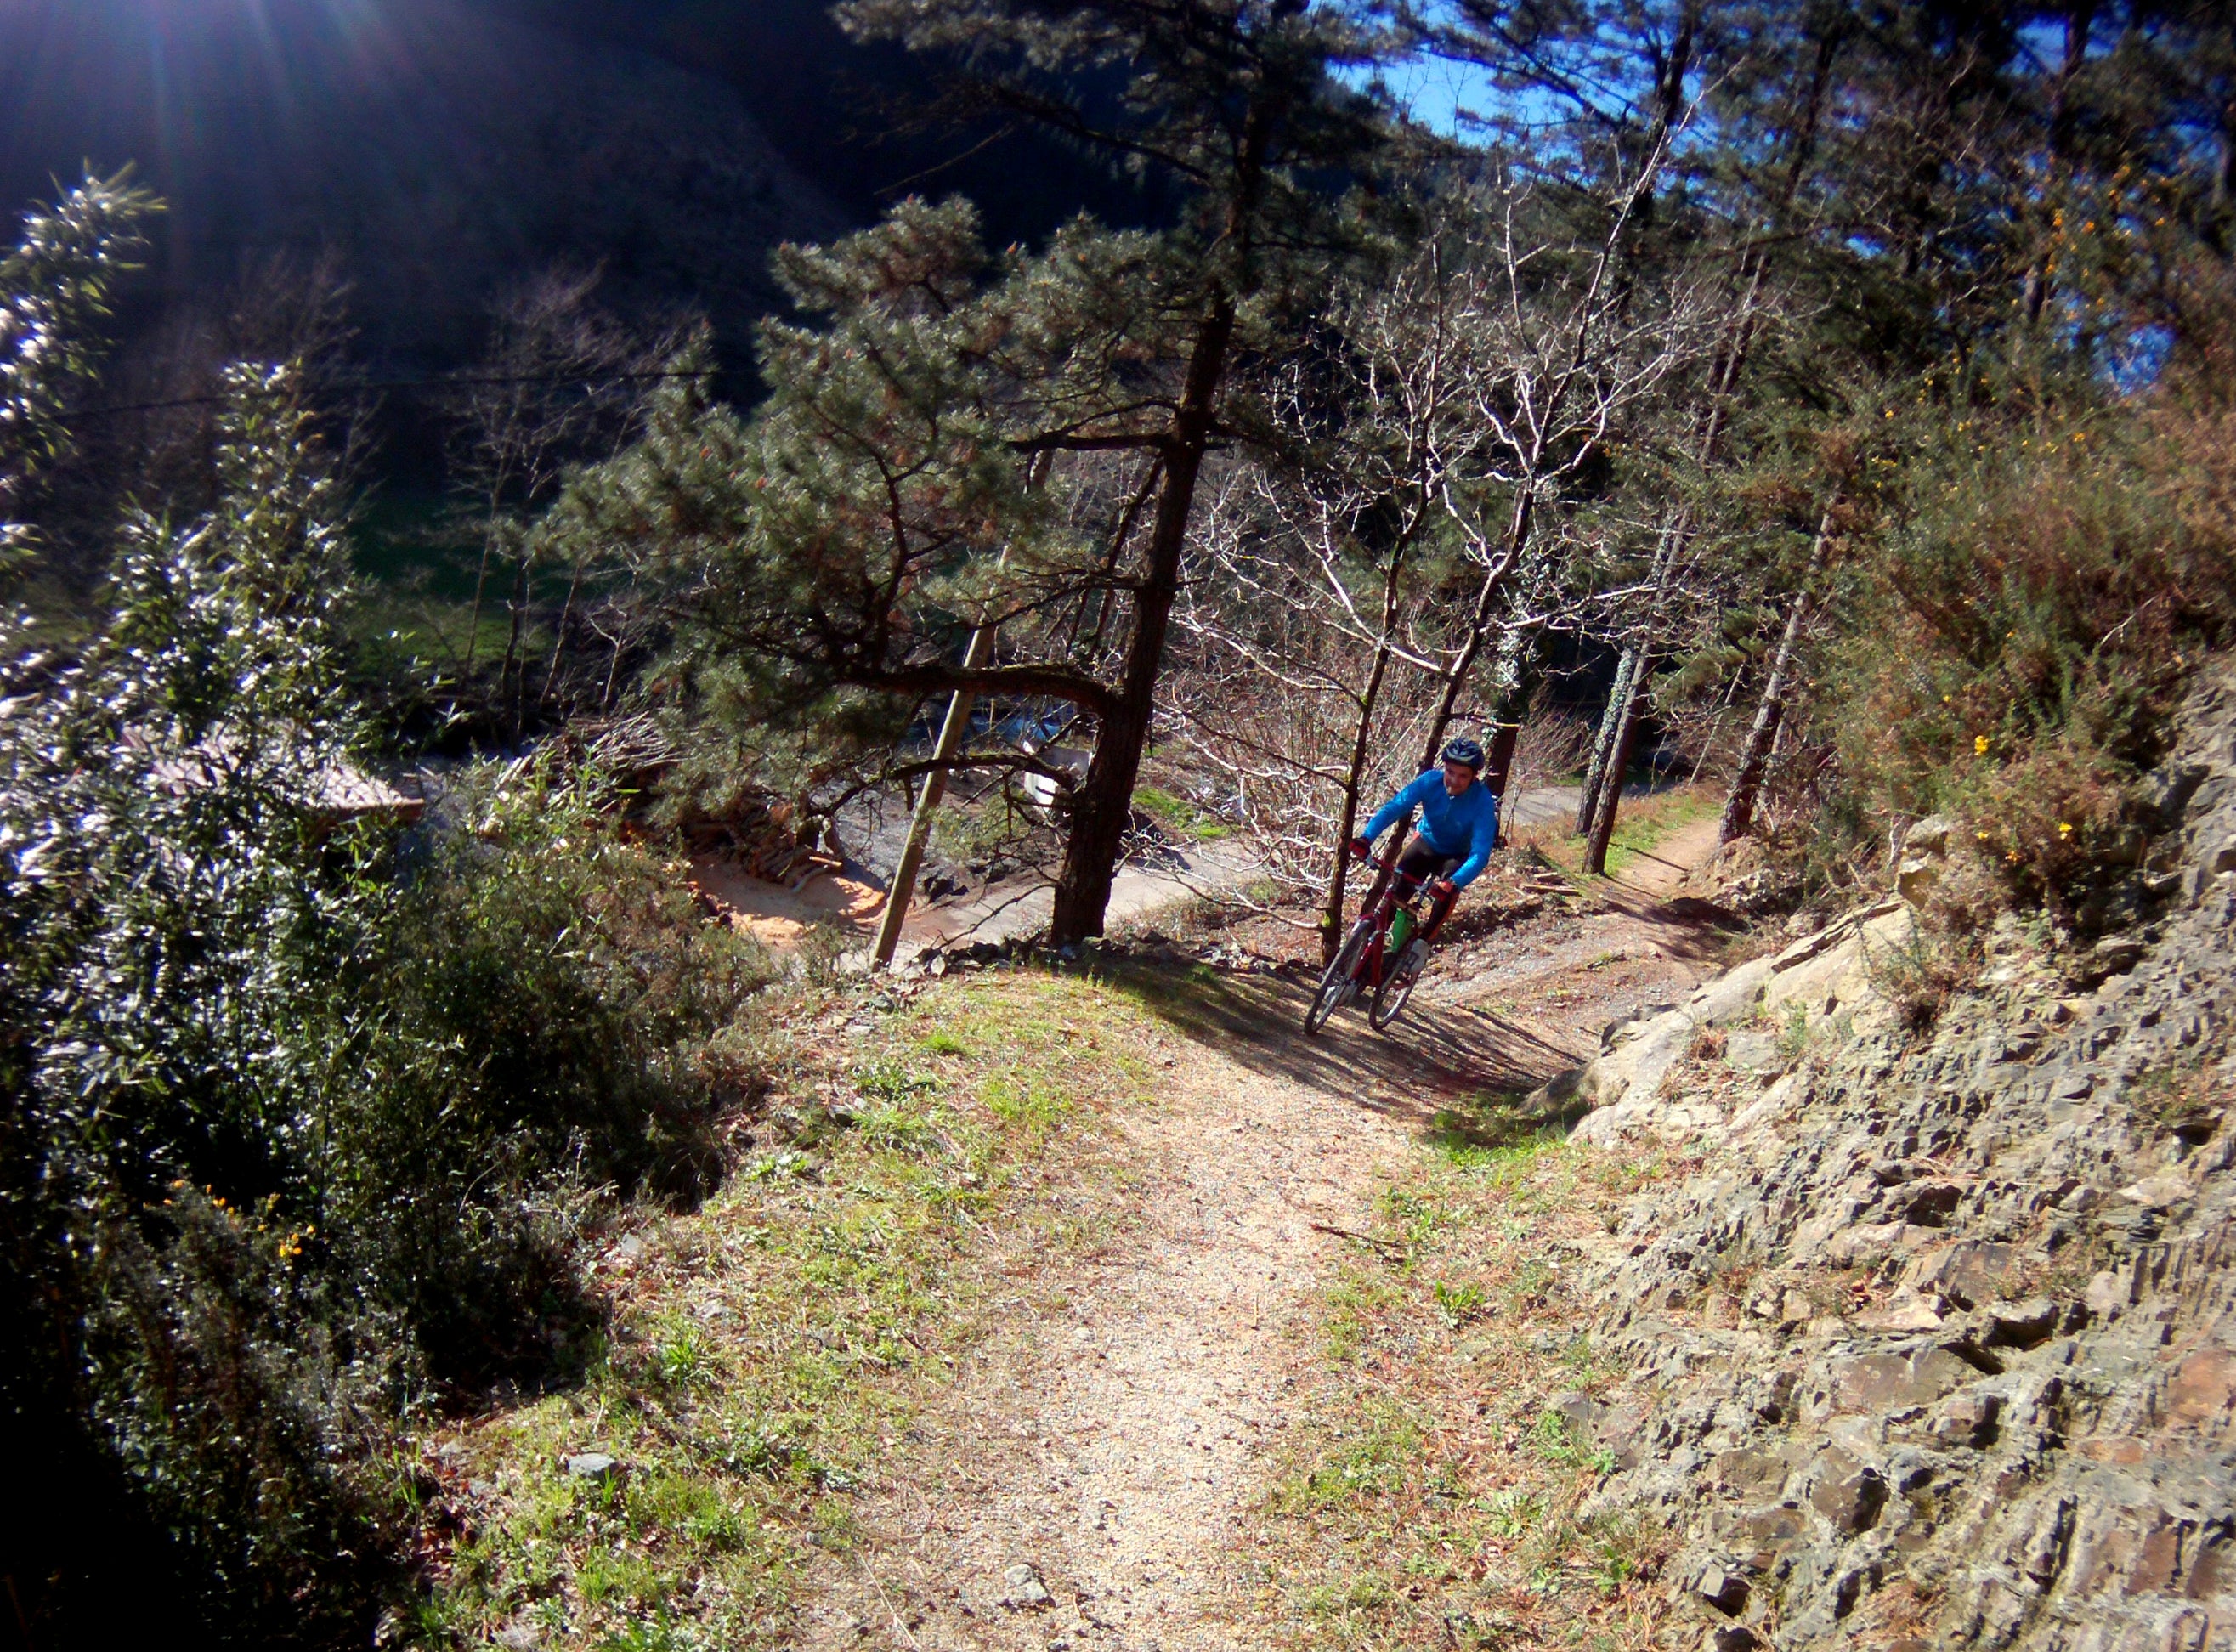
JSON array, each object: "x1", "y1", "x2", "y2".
[{"x1": 1346, "y1": 846, "x2": 1434, "y2": 990}]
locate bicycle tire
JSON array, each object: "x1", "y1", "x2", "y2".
[
  {"x1": 1304, "y1": 921, "x2": 1371, "y2": 1034},
  {"x1": 1368, "y1": 942, "x2": 1424, "y2": 1031}
]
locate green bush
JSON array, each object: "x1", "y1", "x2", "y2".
[
  {"x1": 0, "y1": 364, "x2": 775, "y2": 1644},
  {"x1": 1825, "y1": 381, "x2": 2236, "y2": 914}
]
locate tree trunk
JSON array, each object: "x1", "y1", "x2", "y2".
[
  {"x1": 1049, "y1": 299, "x2": 1237, "y2": 946},
  {"x1": 541, "y1": 553, "x2": 587, "y2": 715},
  {"x1": 1320, "y1": 640, "x2": 1392, "y2": 964},
  {"x1": 1316, "y1": 489, "x2": 1434, "y2": 962},
  {"x1": 1577, "y1": 648, "x2": 1639, "y2": 834},
  {"x1": 1720, "y1": 507, "x2": 1833, "y2": 845},
  {"x1": 1577, "y1": 488, "x2": 1699, "y2": 854},
  {"x1": 873, "y1": 623, "x2": 1001, "y2": 968},
  {"x1": 462, "y1": 534, "x2": 494, "y2": 682},
  {"x1": 600, "y1": 571, "x2": 638, "y2": 710},
  {"x1": 1417, "y1": 491, "x2": 1535, "y2": 773},
  {"x1": 1584, "y1": 656, "x2": 1653, "y2": 874},
  {"x1": 1481, "y1": 621, "x2": 1540, "y2": 837},
  {"x1": 500, "y1": 548, "x2": 531, "y2": 738},
  {"x1": 1484, "y1": 721, "x2": 1520, "y2": 801}
]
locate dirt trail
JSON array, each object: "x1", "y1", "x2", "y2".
[
  {"x1": 836, "y1": 1038, "x2": 1435, "y2": 1650},
  {"x1": 1428, "y1": 812, "x2": 1733, "y2": 1062},
  {"x1": 813, "y1": 813, "x2": 1733, "y2": 1650}
]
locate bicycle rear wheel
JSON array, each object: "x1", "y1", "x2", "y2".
[
  {"x1": 1304, "y1": 921, "x2": 1371, "y2": 1034},
  {"x1": 1368, "y1": 941, "x2": 1425, "y2": 1031}
]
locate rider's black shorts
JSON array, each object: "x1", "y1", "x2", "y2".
[
  {"x1": 1395, "y1": 841, "x2": 1463, "y2": 885},
  {"x1": 1396, "y1": 840, "x2": 1463, "y2": 932}
]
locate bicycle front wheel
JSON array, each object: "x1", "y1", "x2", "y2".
[
  {"x1": 1368, "y1": 941, "x2": 1425, "y2": 1032},
  {"x1": 1304, "y1": 921, "x2": 1371, "y2": 1035}
]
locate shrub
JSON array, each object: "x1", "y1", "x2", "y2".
[
  {"x1": 1825, "y1": 382, "x2": 2236, "y2": 916},
  {"x1": 0, "y1": 364, "x2": 775, "y2": 1644}
]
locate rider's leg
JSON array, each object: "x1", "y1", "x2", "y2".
[
  {"x1": 1389, "y1": 840, "x2": 1442, "y2": 952},
  {"x1": 1420, "y1": 854, "x2": 1463, "y2": 937},
  {"x1": 1394, "y1": 839, "x2": 1443, "y2": 893}
]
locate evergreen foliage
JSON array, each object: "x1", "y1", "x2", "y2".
[
  {"x1": 552, "y1": 0, "x2": 1394, "y2": 942},
  {"x1": 0, "y1": 184, "x2": 774, "y2": 1644}
]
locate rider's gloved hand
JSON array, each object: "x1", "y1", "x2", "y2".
[
  {"x1": 1347, "y1": 836, "x2": 1372, "y2": 860},
  {"x1": 1428, "y1": 878, "x2": 1458, "y2": 902}
]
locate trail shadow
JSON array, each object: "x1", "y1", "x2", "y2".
[
  {"x1": 1418, "y1": 1083, "x2": 1596, "y2": 1153},
  {"x1": 1601, "y1": 897, "x2": 1736, "y2": 965},
  {"x1": 1092, "y1": 956, "x2": 1582, "y2": 1136}
]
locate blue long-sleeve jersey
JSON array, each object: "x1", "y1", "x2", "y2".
[{"x1": 1362, "y1": 771, "x2": 1500, "y2": 888}]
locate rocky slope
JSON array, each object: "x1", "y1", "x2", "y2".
[{"x1": 1546, "y1": 662, "x2": 2236, "y2": 1649}]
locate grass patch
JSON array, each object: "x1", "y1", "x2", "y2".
[
  {"x1": 1517, "y1": 785, "x2": 1712, "y2": 880},
  {"x1": 1134, "y1": 784, "x2": 1232, "y2": 840},
  {"x1": 420, "y1": 969, "x2": 1161, "y2": 1648},
  {"x1": 1599, "y1": 790, "x2": 1713, "y2": 878},
  {"x1": 1242, "y1": 1089, "x2": 1679, "y2": 1649}
]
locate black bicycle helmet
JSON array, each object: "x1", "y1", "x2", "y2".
[{"x1": 1441, "y1": 736, "x2": 1486, "y2": 772}]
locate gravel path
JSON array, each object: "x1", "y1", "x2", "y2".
[{"x1": 853, "y1": 1051, "x2": 1411, "y2": 1650}]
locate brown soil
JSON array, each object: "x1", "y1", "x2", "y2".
[{"x1": 688, "y1": 851, "x2": 884, "y2": 947}]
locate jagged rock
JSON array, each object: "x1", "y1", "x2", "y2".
[
  {"x1": 1803, "y1": 1446, "x2": 1887, "y2": 1535},
  {"x1": 1566, "y1": 902, "x2": 1912, "y2": 1146},
  {"x1": 1564, "y1": 659, "x2": 2236, "y2": 1649},
  {"x1": 1982, "y1": 1298, "x2": 2062, "y2": 1349},
  {"x1": 1693, "y1": 955, "x2": 1779, "y2": 1023},
  {"x1": 1722, "y1": 1028, "x2": 1784, "y2": 1075},
  {"x1": 1905, "y1": 815, "x2": 1956, "y2": 856},
  {"x1": 1897, "y1": 814, "x2": 1956, "y2": 904},
  {"x1": 1695, "y1": 1562, "x2": 1752, "y2": 1615},
  {"x1": 2118, "y1": 1174, "x2": 2190, "y2": 1209}
]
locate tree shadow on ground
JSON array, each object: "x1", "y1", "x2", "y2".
[
  {"x1": 1419, "y1": 1084, "x2": 1597, "y2": 1153},
  {"x1": 1089, "y1": 955, "x2": 1583, "y2": 1136}
]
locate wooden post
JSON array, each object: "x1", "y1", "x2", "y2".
[{"x1": 872, "y1": 622, "x2": 999, "y2": 970}]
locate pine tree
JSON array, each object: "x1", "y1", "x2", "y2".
[{"x1": 568, "y1": 0, "x2": 1395, "y2": 942}]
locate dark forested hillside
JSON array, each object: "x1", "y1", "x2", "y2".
[
  {"x1": 0, "y1": 0, "x2": 1152, "y2": 371},
  {"x1": 0, "y1": 0, "x2": 848, "y2": 363},
  {"x1": 484, "y1": 0, "x2": 1165, "y2": 239}
]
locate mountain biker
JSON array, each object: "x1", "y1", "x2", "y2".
[{"x1": 1348, "y1": 738, "x2": 1500, "y2": 951}]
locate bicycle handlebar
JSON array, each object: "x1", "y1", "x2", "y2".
[{"x1": 1349, "y1": 842, "x2": 1434, "y2": 894}]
